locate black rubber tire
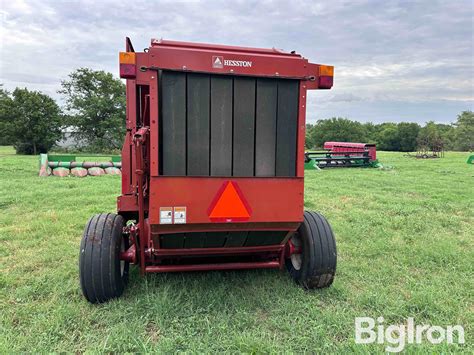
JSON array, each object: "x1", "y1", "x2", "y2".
[
  {"x1": 79, "y1": 213, "x2": 129, "y2": 303},
  {"x1": 286, "y1": 211, "x2": 337, "y2": 289}
]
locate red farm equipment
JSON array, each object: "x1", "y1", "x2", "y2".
[
  {"x1": 305, "y1": 142, "x2": 379, "y2": 169},
  {"x1": 79, "y1": 38, "x2": 337, "y2": 303}
]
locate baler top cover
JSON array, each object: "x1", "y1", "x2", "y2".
[{"x1": 122, "y1": 38, "x2": 333, "y2": 88}]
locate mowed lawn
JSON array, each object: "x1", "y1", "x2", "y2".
[{"x1": 0, "y1": 146, "x2": 472, "y2": 352}]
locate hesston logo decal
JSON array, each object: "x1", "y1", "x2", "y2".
[
  {"x1": 212, "y1": 56, "x2": 252, "y2": 68},
  {"x1": 212, "y1": 56, "x2": 224, "y2": 68}
]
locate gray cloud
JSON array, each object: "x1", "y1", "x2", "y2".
[
  {"x1": 327, "y1": 93, "x2": 364, "y2": 103},
  {"x1": 0, "y1": 0, "x2": 472, "y2": 123}
]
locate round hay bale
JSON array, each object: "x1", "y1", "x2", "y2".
[
  {"x1": 52, "y1": 167, "x2": 70, "y2": 177},
  {"x1": 104, "y1": 167, "x2": 121, "y2": 175},
  {"x1": 71, "y1": 167, "x2": 88, "y2": 177},
  {"x1": 88, "y1": 167, "x2": 105, "y2": 176}
]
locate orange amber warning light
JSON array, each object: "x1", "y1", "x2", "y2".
[
  {"x1": 119, "y1": 52, "x2": 136, "y2": 78},
  {"x1": 318, "y1": 64, "x2": 334, "y2": 89}
]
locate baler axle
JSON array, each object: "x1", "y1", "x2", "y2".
[
  {"x1": 145, "y1": 261, "x2": 281, "y2": 273},
  {"x1": 120, "y1": 245, "x2": 137, "y2": 264},
  {"x1": 150, "y1": 244, "x2": 283, "y2": 257}
]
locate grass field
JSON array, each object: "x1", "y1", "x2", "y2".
[{"x1": 0, "y1": 146, "x2": 472, "y2": 352}]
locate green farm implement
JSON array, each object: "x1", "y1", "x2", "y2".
[
  {"x1": 304, "y1": 142, "x2": 380, "y2": 169},
  {"x1": 39, "y1": 153, "x2": 121, "y2": 177}
]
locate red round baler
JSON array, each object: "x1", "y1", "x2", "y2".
[{"x1": 79, "y1": 38, "x2": 337, "y2": 303}]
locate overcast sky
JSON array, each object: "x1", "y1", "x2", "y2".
[{"x1": 1, "y1": 0, "x2": 473, "y2": 124}]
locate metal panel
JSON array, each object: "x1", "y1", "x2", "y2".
[
  {"x1": 276, "y1": 80, "x2": 298, "y2": 176},
  {"x1": 255, "y1": 79, "x2": 278, "y2": 176},
  {"x1": 224, "y1": 231, "x2": 248, "y2": 247},
  {"x1": 161, "y1": 71, "x2": 186, "y2": 175},
  {"x1": 205, "y1": 232, "x2": 227, "y2": 247},
  {"x1": 149, "y1": 176, "x2": 304, "y2": 225},
  {"x1": 181, "y1": 232, "x2": 227, "y2": 248},
  {"x1": 187, "y1": 74, "x2": 210, "y2": 175},
  {"x1": 232, "y1": 78, "x2": 256, "y2": 176},
  {"x1": 160, "y1": 233, "x2": 185, "y2": 248},
  {"x1": 146, "y1": 42, "x2": 323, "y2": 85},
  {"x1": 184, "y1": 232, "x2": 207, "y2": 248},
  {"x1": 159, "y1": 74, "x2": 299, "y2": 178},
  {"x1": 245, "y1": 231, "x2": 287, "y2": 246},
  {"x1": 210, "y1": 76, "x2": 233, "y2": 176}
]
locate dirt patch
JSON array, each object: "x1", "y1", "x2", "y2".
[{"x1": 146, "y1": 322, "x2": 161, "y2": 344}]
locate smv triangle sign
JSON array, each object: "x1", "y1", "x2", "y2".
[{"x1": 208, "y1": 181, "x2": 251, "y2": 222}]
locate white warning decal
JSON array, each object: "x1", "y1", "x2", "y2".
[
  {"x1": 160, "y1": 207, "x2": 173, "y2": 224},
  {"x1": 174, "y1": 207, "x2": 186, "y2": 224}
]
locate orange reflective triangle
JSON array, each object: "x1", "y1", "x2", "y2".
[{"x1": 209, "y1": 181, "x2": 250, "y2": 220}]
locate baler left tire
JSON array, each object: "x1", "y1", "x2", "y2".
[
  {"x1": 286, "y1": 211, "x2": 337, "y2": 289},
  {"x1": 79, "y1": 213, "x2": 129, "y2": 303}
]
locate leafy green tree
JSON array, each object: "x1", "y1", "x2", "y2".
[
  {"x1": 0, "y1": 87, "x2": 15, "y2": 145},
  {"x1": 305, "y1": 123, "x2": 315, "y2": 149},
  {"x1": 310, "y1": 117, "x2": 368, "y2": 148},
  {"x1": 397, "y1": 122, "x2": 420, "y2": 151},
  {"x1": 376, "y1": 123, "x2": 400, "y2": 151},
  {"x1": 433, "y1": 123, "x2": 455, "y2": 150},
  {"x1": 59, "y1": 68, "x2": 126, "y2": 151},
  {"x1": 453, "y1": 111, "x2": 474, "y2": 151},
  {"x1": 2, "y1": 88, "x2": 62, "y2": 154},
  {"x1": 362, "y1": 122, "x2": 378, "y2": 142}
]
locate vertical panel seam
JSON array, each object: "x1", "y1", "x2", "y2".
[
  {"x1": 253, "y1": 79, "x2": 257, "y2": 176},
  {"x1": 185, "y1": 73, "x2": 188, "y2": 175},
  {"x1": 208, "y1": 76, "x2": 212, "y2": 176},
  {"x1": 294, "y1": 83, "x2": 300, "y2": 176},
  {"x1": 274, "y1": 80, "x2": 279, "y2": 176},
  {"x1": 231, "y1": 77, "x2": 235, "y2": 176}
]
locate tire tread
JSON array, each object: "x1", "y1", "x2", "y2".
[
  {"x1": 287, "y1": 211, "x2": 337, "y2": 289},
  {"x1": 79, "y1": 213, "x2": 127, "y2": 303}
]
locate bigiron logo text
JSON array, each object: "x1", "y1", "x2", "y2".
[{"x1": 212, "y1": 56, "x2": 252, "y2": 68}]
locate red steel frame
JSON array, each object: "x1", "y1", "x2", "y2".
[{"x1": 117, "y1": 38, "x2": 332, "y2": 273}]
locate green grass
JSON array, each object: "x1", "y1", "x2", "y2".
[{"x1": 0, "y1": 146, "x2": 472, "y2": 352}]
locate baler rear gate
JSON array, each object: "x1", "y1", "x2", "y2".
[{"x1": 79, "y1": 37, "x2": 337, "y2": 303}]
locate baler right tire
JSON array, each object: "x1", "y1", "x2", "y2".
[
  {"x1": 79, "y1": 213, "x2": 129, "y2": 303},
  {"x1": 286, "y1": 211, "x2": 337, "y2": 289}
]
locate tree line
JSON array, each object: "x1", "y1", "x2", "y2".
[
  {"x1": 306, "y1": 114, "x2": 473, "y2": 151},
  {"x1": 1, "y1": 68, "x2": 473, "y2": 154}
]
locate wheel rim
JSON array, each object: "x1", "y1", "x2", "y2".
[
  {"x1": 120, "y1": 237, "x2": 125, "y2": 277},
  {"x1": 290, "y1": 233, "x2": 302, "y2": 270}
]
